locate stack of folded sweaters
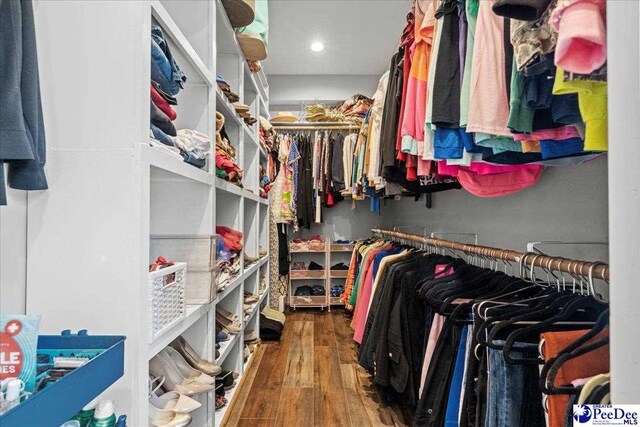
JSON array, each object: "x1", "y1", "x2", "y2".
[
  {"x1": 150, "y1": 26, "x2": 211, "y2": 169},
  {"x1": 215, "y1": 112, "x2": 243, "y2": 186},
  {"x1": 259, "y1": 307, "x2": 286, "y2": 341},
  {"x1": 215, "y1": 226, "x2": 243, "y2": 291}
]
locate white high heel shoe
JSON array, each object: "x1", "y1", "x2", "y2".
[
  {"x1": 160, "y1": 347, "x2": 215, "y2": 385},
  {"x1": 149, "y1": 401, "x2": 192, "y2": 427},
  {"x1": 149, "y1": 376, "x2": 202, "y2": 414},
  {"x1": 149, "y1": 353, "x2": 214, "y2": 396}
]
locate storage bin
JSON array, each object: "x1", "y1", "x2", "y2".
[
  {"x1": 187, "y1": 267, "x2": 219, "y2": 304},
  {"x1": 290, "y1": 270, "x2": 325, "y2": 279},
  {"x1": 330, "y1": 243, "x2": 354, "y2": 252},
  {"x1": 149, "y1": 262, "x2": 186, "y2": 343},
  {"x1": 0, "y1": 331, "x2": 125, "y2": 427},
  {"x1": 308, "y1": 241, "x2": 326, "y2": 251},
  {"x1": 151, "y1": 235, "x2": 218, "y2": 304},
  {"x1": 151, "y1": 235, "x2": 217, "y2": 268},
  {"x1": 330, "y1": 270, "x2": 348, "y2": 278}
]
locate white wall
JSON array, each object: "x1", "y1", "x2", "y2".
[
  {"x1": 607, "y1": 0, "x2": 640, "y2": 403},
  {"x1": 0, "y1": 188, "x2": 28, "y2": 315}
]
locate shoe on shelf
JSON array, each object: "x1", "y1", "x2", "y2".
[
  {"x1": 244, "y1": 291, "x2": 259, "y2": 303},
  {"x1": 244, "y1": 330, "x2": 259, "y2": 343},
  {"x1": 170, "y1": 336, "x2": 222, "y2": 376},
  {"x1": 243, "y1": 303, "x2": 252, "y2": 314},
  {"x1": 149, "y1": 402, "x2": 192, "y2": 427},
  {"x1": 261, "y1": 307, "x2": 286, "y2": 324},
  {"x1": 215, "y1": 370, "x2": 237, "y2": 390},
  {"x1": 216, "y1": 306, "x2": 241, "y2": 323},
  {"x1": 244, "y1": 253, "x2": 259, "y2": 264},
  {"x1": 160, "y1": 347, "x2": 215, "y2": 385},
  {"x1": 258, "y1": 247, "x2": 267, "y2": 258},
  {"x1": 215, "y1": 394, "x2": 228, "y2": 410},
  {"x1": 149, "y1": 353, "x2": 214, "y2": 396},
  {"x1": 215, "y1": 383, "x2": 225, "y2": 397},
  {"x1": 149, "y1": 376, "x2": 201, "y2": 414},
  {"x1": 216, "y1": 313, "x2": 242, "y2": 333},
  {"x1": 215, "y1": 327, "x2": 230, "y2": 342}
]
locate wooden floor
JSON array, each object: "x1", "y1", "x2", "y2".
[{"x1": 224, "y1": 309, "x2": 414, "y2": 427}]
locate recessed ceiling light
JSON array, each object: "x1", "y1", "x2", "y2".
[{"x1": 310, "y1": 41, "x2": 325, "y2": 52}]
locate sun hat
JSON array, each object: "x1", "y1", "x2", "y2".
[
  {"x1": 457, "y1": 165, "x2": 543, "y2": 197},
  {"x1": 237, "y1": 33, "x2": 267, "y2": 60},
  {"x1": 221, "y1": 0, "x2": 255, "y2": 28},
  {"x1": 270, "y1": 112, "x2": 298, "y2": 123}
]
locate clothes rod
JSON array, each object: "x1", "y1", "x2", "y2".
[
  {"x1": 272, "y1": 122, "x2": 361, "y2": 130},
  {"x1": 371, "y1": 228, "x2": 609, "y2": 280}
]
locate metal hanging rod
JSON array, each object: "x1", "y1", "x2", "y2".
[
  {"x1": 272, "y1": 122, "x2": 361, "y2": 131},
  {"x1": 371, "y1": 228, "x2": 609, "y2": 280}
]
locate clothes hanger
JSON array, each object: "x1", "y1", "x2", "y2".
[
  {"x1": 499, "y1": 291, "x2": 606, "y2": 364},
  {"x1": 538, "y1": 308, "x2": 609, "y2": 394}
]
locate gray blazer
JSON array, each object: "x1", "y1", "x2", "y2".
[{"x1": 0, "y1": 0, "x2": 48, "y2": 205}]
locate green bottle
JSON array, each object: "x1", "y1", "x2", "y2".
[{"x1": 88, "y1": 400, "x2": 116, "y2": 427}]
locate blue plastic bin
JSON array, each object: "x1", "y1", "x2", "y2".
[{"x1": 0, "y1": 330, "x2": 126, "y2": 427}]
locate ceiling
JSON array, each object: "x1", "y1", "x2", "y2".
[{"x1": 263, "y1": 0, "x2": 410, "y2": 76}]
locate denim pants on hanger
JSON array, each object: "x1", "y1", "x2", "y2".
[{"x1": 485, "y1": 341, "x2": 539, "y2": 427}]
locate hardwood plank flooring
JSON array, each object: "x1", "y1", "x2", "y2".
[{"x1": 224, "y1": 309, "x2": 412, "y2": 427}]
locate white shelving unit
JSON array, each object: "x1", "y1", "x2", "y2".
[
  {"x1": 25, "y1": 1, "x2": 270, "y2": 425},
  {"x1": 288, "y1": 241, "x2": 355, "y2": 310}
]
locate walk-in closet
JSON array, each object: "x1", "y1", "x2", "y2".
[{"x1": 0, "y1": 0, "x2": 638, "y2": 426}]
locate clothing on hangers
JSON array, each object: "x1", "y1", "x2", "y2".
[{"x1": 340, "y1": 232, "x2": 610, "y2": 427}]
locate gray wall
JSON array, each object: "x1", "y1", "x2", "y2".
[
  {"x1": 382, "y1": 156, "x2": 609, "y2": 254},
  {"x1": 290, "y1": 156, "x2": 609, "y2": 261},
  {"x1": 292, "y1": 197, "x2": 385, "y2": 241},
  {"x1": 268, "y1": 74, "x2": 381, "y2": 113}
]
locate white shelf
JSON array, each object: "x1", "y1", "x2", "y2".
[
  {"x1": 259, "y1": 256, "x2": 268, "y2": 266},
  {"x1": 151, "y1": 0, "x2": 214, "y2": 86},
  {"x1": 215, "y1": 177, "x2": 244, "y2": 197},
  {"x1": 143, "y1": 143, "x2": 213, "y2": 186},
  {"x1": 244, "y1": 190, "x2": 260, "y2": 202},
  {"x1": 216, "y1": 88, "x2": 243, "y2": 127},
  {"x1": 214, "y1": 273, "x2": 243, "y2": 304},
  {"x1": 214, "y1": 371, "x2": 243, "y2": 427},
  {"x1": 244, "y1": 290, "x2": 268, "y2": 324},
  {"x1": 258, "y1": 95, "x2": 270, "y2": 119},
  {"x1": 148, "y1": 303, "x2": 211, "y2": 359},
  {"x1": 243, "y1": 62, "x2": 260, "y2": 96},
  {"x1": 243, "y1": 261, "x2": 260, "y2": 278},
  {"x1": 216, "y1": 330, "x2": 241, "y2": 365},
  {"x1": 258, "y1": 144, "x2": 268, "y2": 159},
  {"x1": 255, "y1": 69, "x2": 269, "y2": 102},
  {"x1": 243, "y1": 124, "x2": 258, "y2": 146},
  {"x1": 259, "y1": 197, "x2": 268, "y2": 205}
]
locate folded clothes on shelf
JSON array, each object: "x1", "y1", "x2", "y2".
[
  {"x1": 331, "y1": 284, "x2": 344, "y2": 297},
  {"x1": 308, "y1": 261, "x2": 323, "y2": 270},
  {"x1": 149, "y1": 26, "x2": 212, "y2": 171}
]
